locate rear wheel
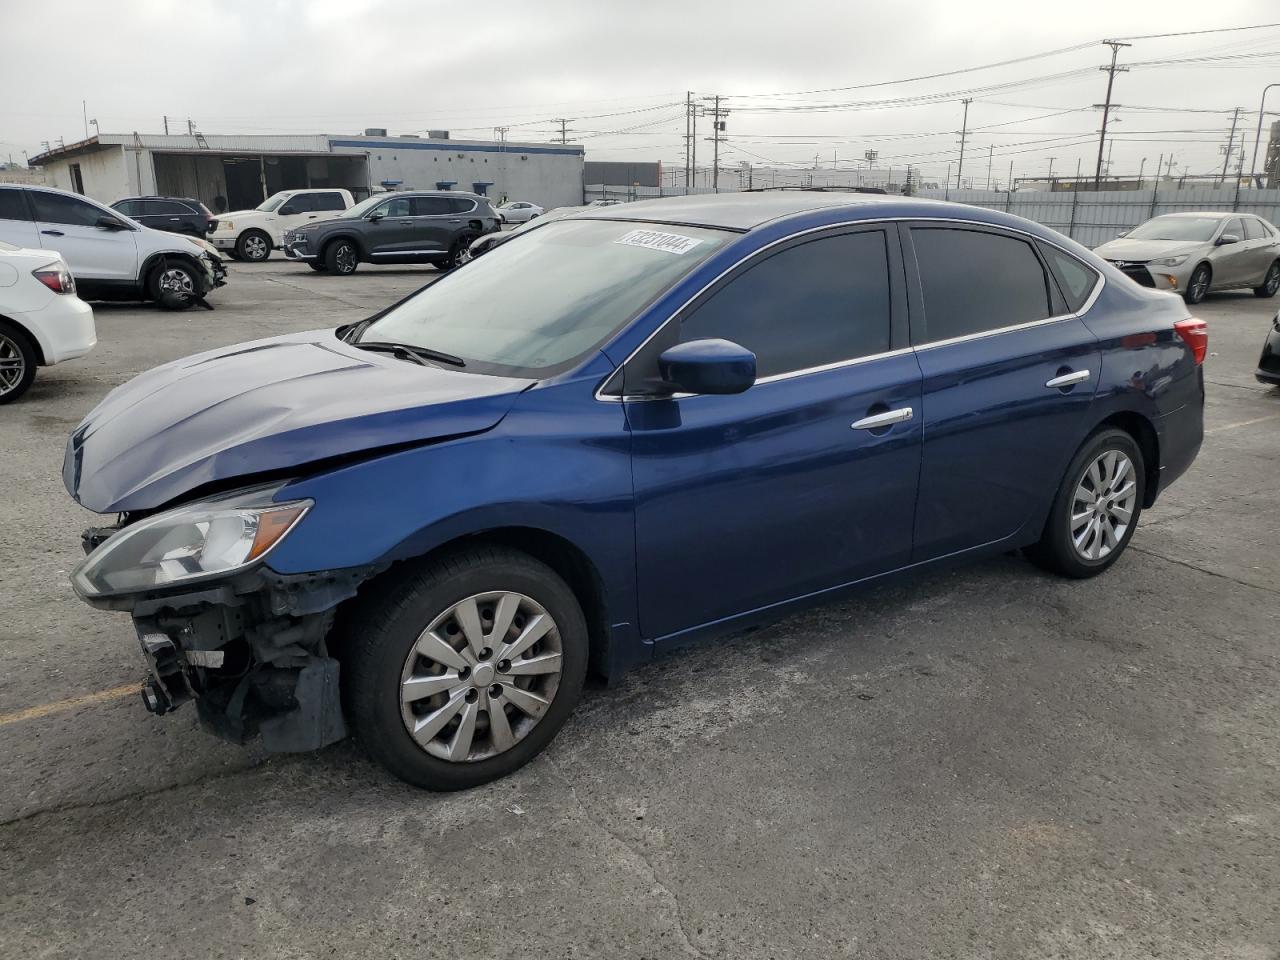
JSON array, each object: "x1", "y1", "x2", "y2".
[
  {"x1": 343, "y1": 547, "x2": 588, "y2": 790},
  {"x1": 1254, "y1": 261, "x2": 1280, "y2": 298},
  {"x1": 1027, "y1": 428, "x2": 1145, "y2": 579},
  {"x1": 325, "y1": 239, "x2": 359, "y2": 275},
  {"x1": 439, "y1": 233, "x2": 477, "y2": 271},
  {"x1": 236, "y1": 230, "x2": 272, "y2": 262},
  {"x1": 0, "y1": 321, "x2": 37, "y2": 404},
  {"x1": 1184, "y1": 263, "x2": 1211, "y2": 304}
]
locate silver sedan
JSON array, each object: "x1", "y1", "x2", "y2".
[{"x1": 1093, "y1": 212, "x2": 1280, "y2": 304}]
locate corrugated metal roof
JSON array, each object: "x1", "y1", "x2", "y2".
[{"x1": 99, "y1": 133, "x2": 332, "y2": 152}]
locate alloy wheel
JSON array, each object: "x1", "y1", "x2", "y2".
[
  {"x1": 158, "y1": 267, "x2": 195, "y2": 296},
  {"x1": 1189, "y1": 266, "x2": 1210, "y2": 302},
  {"x1": 399, "y1": 591, "x2": 563, "y2": 763},
  {"x1": 1070, "y1": 449, "x2": 1138, "y2": 561},
  {"x1": 244, "y1": 234, "x2": 268, "y2": 260},
  {"x1": 335, "y1": 243, "x2": 357, "y2": 273},
  {"x1": 1267, "y1": 264, "x2": 1280, "y2": 295},
  {"x1": 0, "y1": 331, "x2": 27, "y2": 398}
]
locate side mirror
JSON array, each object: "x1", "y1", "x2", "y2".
[
  {"x1": 368, "y1": 210, "x2": 385, "y2": 222},
  {"x1": 278, "y1": 205, "x2": 299, "y2": 216},
  {"x1": 96, "y1": 215, "x2": 127, "y2": 230},
  {"x1": 657, "y1": 338, "x2": 756, "y2": 396},
  {"x1": 1216, "y1": 233, "x2": 1240, "y2": 246}
]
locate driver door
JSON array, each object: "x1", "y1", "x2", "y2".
[
  {"x1": 1210, "y1": 217, "x2": 1250, "y2": 287},
  {"x1": 30, "y1": 190, "x2": 138, "y2": 282}
]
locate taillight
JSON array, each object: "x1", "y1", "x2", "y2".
[
  {"x1": 32, "y1": 263, "x2": 76, "y2": 295},
  {"x1": 1174, "y1": 317, "x2": 1207, "y2": 364}
]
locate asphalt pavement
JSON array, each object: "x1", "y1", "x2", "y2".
[{"x1": 1, "y1": 257, "x2": 1277, "y2": 959}]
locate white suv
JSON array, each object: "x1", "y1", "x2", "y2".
[
  {"x1": 211, "y1": 189, "x2": 354, "y2": 261},
  {"x1": 0, "y1": 185, "x2": 226, "y2": 310}
]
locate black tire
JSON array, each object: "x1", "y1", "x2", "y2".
[
  {"x1": 342, "y1": 547, "x2": 588, "y2": 790},
  {"x1": 235, "y1": 229, "x2": 272, "y2": 262},
  {"x1": 1184, "y1": 263, "x2": 1211, "y2": 304},
  {"x1": 146, "y1": 259, "x2": 199, "y2": 310},
  {"x1": 0, "y1": 320, "x2": 37, "y2": 405},
  {"x1": 1254, "y1": 261, "x2": 1280, "y2": 298},
  {"x1": 1026, "y1": 427, "x2": 1146, "y2": 579},
  {"x1": 307, "y1": 261, "x2": 327, "y2": 272},
  {"x1": 325, "y1": 239, "x2": 359, "y2": 275},
  {"x1": 438, "y1": 233, "x2": 478, "y2": 272}
]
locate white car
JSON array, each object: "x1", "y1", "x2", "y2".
[
  {"x1": 0, "y1": 239, "x2": 96, "y2": 403},
  {"x1": 497, "y1": 201, "x2": 544, "y2": 223},
  {"x1": 0, "y1": 185, "x2": 225, "y2": 311},
  {"x1": 210, "y1": 189, "x2": 354, "y2": 261}
]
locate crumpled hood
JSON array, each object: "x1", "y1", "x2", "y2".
[
  {"x1": 1092, "y1": 238, "x2": 1205, "y2": 262},
  {"x1": 64, "y1": 331, "x2": 533, "y2": 513}
]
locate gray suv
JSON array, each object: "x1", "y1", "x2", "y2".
[{"x1": 282, "y1": 191, "x2": 501, "y2": 274}]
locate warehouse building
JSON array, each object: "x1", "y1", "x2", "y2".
[{"x1": 28, "y1": 131, "x2": 585, "y2": 212}]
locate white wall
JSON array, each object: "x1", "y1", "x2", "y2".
[
  {"x1": 330, "y1": 137, "x2": 584, "y2": 208},
  {"x1": 41, "y1": 146, "x2": 137, "y2": 202}
]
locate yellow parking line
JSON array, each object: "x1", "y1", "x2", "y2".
[
  {"x1": 1205, "y1": 413, "x2": 1280, "y2": 435},
  {"x1": 0, "y1": 683, "x2": 137, "y2": 727}
]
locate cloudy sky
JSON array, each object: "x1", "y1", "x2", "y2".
[{"x1": 3, "y1": 0, "x2": 1280, "y2": 186}]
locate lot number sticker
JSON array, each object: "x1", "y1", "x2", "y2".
[{"x1": 614, "y1": 229, "x2": 704, "y2": 255}]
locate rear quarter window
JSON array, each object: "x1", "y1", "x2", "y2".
[
  {"x1": 0, "y1": 189, "x2": 31, "y2": 221},
  {"x1": 1038, "y1": 241, "x2": 1100, "y2": 313}
]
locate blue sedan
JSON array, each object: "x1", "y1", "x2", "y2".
[{"x1": 64, "y1": 193, "x2": 1206, "y2": 790}]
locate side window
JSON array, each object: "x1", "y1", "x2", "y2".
[
  {"x1": 414, "y1": 196, "x2": 453, "y2": 216},
  {"x1": 1259, "y1": 219, "x2": 1277, "y2": 237},
  {"x1": 378, "y1": 197, "x2": 413, "y2": 217},
  {"x1": 680, "y1": 231, "x2": 893, "y2": 379},
  {"x1": 316, "y1": 192, "x2": 345, "y2": 211},
  {"x1": 285, "y1": 194, "x2": 315, "y2": 213},
  {"x1": 146, "y1": 200, "x2": 181, "y2": 216},
  {"x1": 0, "y1": 189, "x2": 30, "y2": 221},
  {"x1": 30, "y1": 191, "x2": 106, "y2": 227},
  {"x1": 911, "y1": 228, "x2": 1051, "y2": 342},
  {"x1": 1222, "y1": 217, "x2": 1243, "y2": 240},
  {"x1": 1243, "y1": 218, "x2": 1265, "y2": 241},
  {"x1": 448, "y1": 197, "x2": 476, "y2": 214},
  {"x1": 1037, "y1": 242, "x2": 1099, "y2": 313},
  {"x1": 113, "y1": 199, "x2": 139, "y2": 216}
]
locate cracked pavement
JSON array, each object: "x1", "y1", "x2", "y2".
[{"x1": 2, "y1": 260, "x2": 1278, "y2": 959}]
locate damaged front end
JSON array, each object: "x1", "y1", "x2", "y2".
[{"x1": 75, "y1": 487, "x2": 377, "y2": 752}]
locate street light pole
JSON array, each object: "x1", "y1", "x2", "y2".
[{"x1": 1249, "y1": 83, "x2": 1280, "y2": 189}]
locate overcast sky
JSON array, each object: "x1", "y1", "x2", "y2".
[{"x1": 3, "y1": 0, "x2": 1280, "y2": 186}]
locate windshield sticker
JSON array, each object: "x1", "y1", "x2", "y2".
[{"x1": 614, "y1": 229, "x2": 704, "y2": 255}]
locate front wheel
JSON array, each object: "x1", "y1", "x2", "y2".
[
  {"x1": 1254, "y1": 261, "x2": 1280, "y2": 298},
  {"x1": 325, "y1": 240, "x2": 359, "y2": 275},
  {"x1": 147, "y1": 260, "x2": 199, "y2": 310},
  {"x1": 343, "y1": 547, "x2": 588, "y2": 790},
  {"x1": 1184, "y1": 263, "x2": 1211, "y2": 304},
  {"x1": 0, "y1": 321, "x2": 37, "y2": 404},
  {"x1": 1026, "y1": 428, "x2": 1145, "y2": 579},
  {"x1": 236, "y1": 230, "x2": 272, "y2": 262}
]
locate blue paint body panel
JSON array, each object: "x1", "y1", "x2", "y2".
[{"x1": 64, "y1": 193, "x2": 1205, "y2": 682}]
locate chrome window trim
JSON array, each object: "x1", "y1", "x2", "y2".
[{"x1": 594, "y1": 215, "x2": 1106, "y2": 402}]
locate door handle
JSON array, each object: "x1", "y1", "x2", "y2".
[
  {"x1": 449, "y1": 219, "x2": 461, "y2": 223},
  {"x1": 168, "y1": 217, "x2": 180, "y2": 221},
  {"x1": 41, "y1": 229, "x2": 64, "y2": 237},
  {"x1": 851, "y1": 407, "x2": 913, "y2": 430},
  {"x1": 1045, "y1": 370, "x2": 1090, "y2": 389}
]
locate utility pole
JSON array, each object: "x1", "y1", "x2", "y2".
[
  {"x1": 1007, "y1": 159, "x2": 1014, "y2": 193},
  {"x1": 986, "y1": 143, "x2": 993, "y2": 190},
  {"x1": 187, "y1": 118, "x2": 195, "y2": 136},
  {"x1": 956, "y1": 98, "x2": 972, "y2": 189},
  {"x1": 1221, "y1": 106, "x2": 1243, "y2": 185},
  {"x1": 82, "y1": 100, "x2": 88, "y2": 140},
  {"x1": 1154, "y1": 152, "x2": 1163, "y2": 187},
  {"x1": 1093, "y1": 39, "x2": 1131, "y2": 188},
  {"x1": 163, "y1": 115, "x2": 169, "y2": 135},
  {"x1": 1047, "y1": 156, "x2": 1056, "y2": 188},
  {"x1": 702, "y1": 95, "x2": 728, "y2": 193},
  {"x1": 552, "y1": 118, "x2": 573, "y2": 144},
  {"x1": 1138, "y1": 156, "x2": 1146, "y2": 187},
  {"x1": 684, "y1": 91, "x2": 693, "y2": 193}
]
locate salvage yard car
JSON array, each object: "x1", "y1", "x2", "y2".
[
  {"x1": 1094, "y1": 212, "x2": 1280, "y2": 305},
  {"x1": 0, "y1": 185, "x2": 225, "y2": 310},
  {"x1": 210, "y1": 188, "x2": 353, "y2": 262},
  {"x1": 64, "y1": 193, "x2": 1205, "y2": 791}
]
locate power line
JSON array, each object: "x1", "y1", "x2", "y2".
[{"x1": 1114, "y1": 22, "x2": 1280, "y2": 41}]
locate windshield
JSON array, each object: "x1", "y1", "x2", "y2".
[
  {"x1": 357, "y1": 219, "x2": 729, "y2": 376},
  {"x1": 341, "y1": 194, "x2": 391, "y2": 219},
  {"x1": 256, "y1": 192, "x2": 289, "y2": 212},
  {"x1": 1126, "y1": 216, "x2": 1221, "y2": 242}
]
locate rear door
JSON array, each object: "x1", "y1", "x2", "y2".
[
  {"x1": 30, "y1": 190, "x2": 138, "y2": 282},
  {"x1": 904, "y1": 223, "x2": 1102, "y2": 561},
  {"x1": 1241, "y1": 217, "x2": 1277, "y2": 283},
  {"x1": 0, "y1": 188, "x2": 39, "y2": 248},
  {"x1": 629, "y1": 226, "x2": 923, "y2": 640}
]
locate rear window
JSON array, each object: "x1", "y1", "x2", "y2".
[
  {"x1": 0, "y1": 189, "x2": 30, "y2": 221},
  {"x1": 1244, "y1": 218, "x2": 1267, "y2": 241}
]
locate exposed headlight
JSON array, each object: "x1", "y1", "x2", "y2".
[
  {"x1": 72, "y1": 493, "x2": 311, "y2": 598},
  {"x1": 1149, "y1": 254, "x2": 1189, "y2": 267}
]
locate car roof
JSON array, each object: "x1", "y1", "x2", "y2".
[{"x1": 1152, "y1": 211, "x2": 1238, "y2": 220}]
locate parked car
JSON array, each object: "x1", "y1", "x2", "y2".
[
  {"x1": 1255, "y1": 310, "x2": 1280, "y2": 385},
  {"x1": 0, "y1": 239, "x2": 96, "y2": 403},
  {"x1": 282, "y1": 191, "x2": 500, "y2": 274},
  {"x1": 586, "y1": 198, "x2": 625, "y2": 207},
  {"x1": 0, "y1": 185, "x2": 226, "y2": 310},
  {"x1": 463, "y1": 205, "x2": 586, "y2": 262},
  {"x1": 210, "y1": 188, "x2": 354, "y2": 262},
  {"x1": 112, "y1": 196, "x2": 217, "y2": 238},
  {"x1": 496, "y1": 201, "x2": 543, "y2": 223},
  {"x1": 1093, "y1": 212, "x2": 1280, "y2": 304},
  {"x1": 64, "y1": 193, "x2": 1205, "y2": 791}
]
